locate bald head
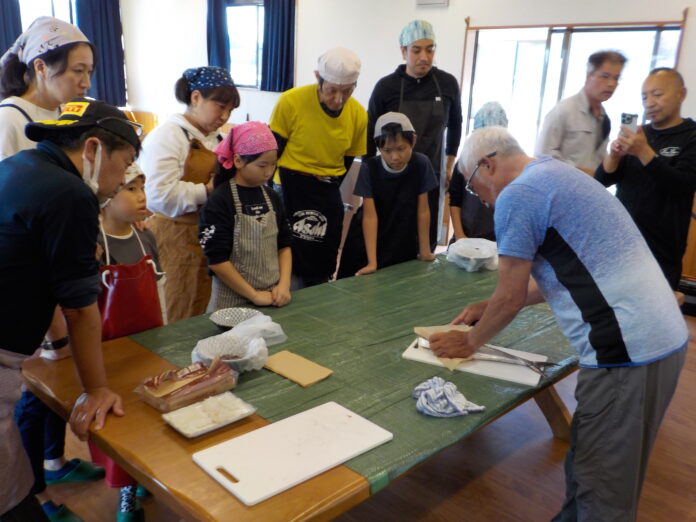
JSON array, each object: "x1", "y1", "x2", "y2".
[
  {"x1": 642, "y1": 67, "x2": 686, "y2": 130},
  {"x1": 648, "y1": 67, "x2": 684, "y2": 87}
]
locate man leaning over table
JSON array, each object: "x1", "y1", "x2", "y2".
[
  {"x1": 0, "y1": 99, "x2": 140, "y2": 520},
  {"x1": 429, "y1": 126, "x2": 686, "y2": 521}
]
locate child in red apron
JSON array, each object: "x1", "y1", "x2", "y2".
[
  {"x1": 94, "y1": 164, "x2": 164, "y2": 521},
  {"x1": 200, "y1": 122, "x2": 293, "y2": 310},
  {"x1": 338, "y1": 112, "x2": 437, "y2": 278}
]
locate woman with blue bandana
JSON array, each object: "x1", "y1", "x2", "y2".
[{"x1": 139, "y1": 66, "x2": 240, "y2": 322}]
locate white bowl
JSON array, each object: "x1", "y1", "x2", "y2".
[{"x1": 209, "y1": 307, "x2": 262, "y2": 328}]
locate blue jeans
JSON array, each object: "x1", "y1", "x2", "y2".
[{"x1": 14, "y1": 391, "x2": 66, "y2": 494}]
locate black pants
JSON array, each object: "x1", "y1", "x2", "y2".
[
  {"x1": 14, "y1": 391, "x2": 66, "y2": 494},
  {"x1": 0, "y1": 494, "x2": 47, "y2": 522}
]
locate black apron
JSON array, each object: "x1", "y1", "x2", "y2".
[
  {"x1": 398, "y1": 74, "x2": 447, "y2": 250},
  {"x1": 279, "y1": 168, "x2": 344, "y2": 282},
  {"x1": 337, "y1": 159, "x2": 420, "y2": 278}
]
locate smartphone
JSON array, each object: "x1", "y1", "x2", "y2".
[{"x1": 621, "y1": 113, "x2": 639, "y2": 134}]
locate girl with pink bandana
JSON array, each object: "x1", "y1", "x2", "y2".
[{"x1": 200, "y1": 122, "x2": 293, "y2": 310}]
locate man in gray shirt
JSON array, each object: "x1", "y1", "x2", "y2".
[{"x1": 536, "y1": 51, "x2": 626, "y2": 174}]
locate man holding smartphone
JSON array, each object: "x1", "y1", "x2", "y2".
[
  {"x1": 536, "y1": 51, "x2": 626, "y2": 175},
  {"x1": 595, "y1": 68, "x2": 696, "y2": 289}
]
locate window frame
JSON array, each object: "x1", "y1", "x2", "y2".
[
  {"x1": 225, "y1": 0, "x2": 264, "y2": 89},
  {"x1": 461, "y1": 17, "x2": 686, "y2": 140}
]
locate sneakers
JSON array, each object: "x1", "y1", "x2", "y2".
[
  {"x1": 42, "y1": 502, "x2": 83, "y2": 522},
  {"x1": 116, "y1": 501, "x2": 144, "y2": 522},
  {"x1": 45, "y1": 458, "x2": 105, "y2": 484}
]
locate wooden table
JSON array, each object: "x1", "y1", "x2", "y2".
[{"x1": 22, "y1": 259, "x2": 577, "y2": 521}]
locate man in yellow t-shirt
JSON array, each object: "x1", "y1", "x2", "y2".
[{"x1": 270, "y1": 47, "x2": 367, "y2": 288}]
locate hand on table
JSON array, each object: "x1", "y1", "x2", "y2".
[
  {"x1": 419, "y1": 252, "x2": 436, "y2": 262},
  {"x1": 429, "y1": 330, "x2": 477, "y2": 359},
  {"x1": 451, "y1": 300, "x2": 488, "y2": 326},
  {"x1": 69, "y1": 387, "x2": 124, "y2": 441},
  {"x1": 271, "y1": 285, "x2": 291, "y2": 307}
]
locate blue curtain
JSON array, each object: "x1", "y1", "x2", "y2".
[
  {"x1": 75, "y1": 0, "x2": 127, "y2": 106},
  {"x1": 261, "y1": 0, "x2": 294, "y2": 92},
  {"x1": 207, "y1": 0, "x2": 230, "y2": 70},
  {"x1": 0, "y1": 0, "x2": 22, "y2": 55}
]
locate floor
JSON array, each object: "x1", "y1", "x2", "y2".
[{"x1": 54, "y1": 316, "x2": 696, "y2": 521}]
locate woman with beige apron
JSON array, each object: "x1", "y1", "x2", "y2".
[
  {"x1": 200, "y1": 121, "x2": 293, "y2": 310},
  {"x1": 140, "y1": 66, "x2": 240, "y2": 322}
]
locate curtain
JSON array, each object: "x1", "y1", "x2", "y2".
[
  {"x1": 75, "y1": 0, "x2": 127, "y2": 106},
  {"x1": 0, "y1": 0, "x2": 22, "y2": 55},
  {"x1": 207, "y1": 0, "x2": 230, "y2": 70},
  {"x1": 261, "y1": 0, "x2": 294, "y2": 92}
]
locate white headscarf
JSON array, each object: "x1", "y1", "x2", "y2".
[{"x1": 0, "y1": 16, "x2": 90, "y2": 67}]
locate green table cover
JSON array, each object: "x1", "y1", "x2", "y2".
[{"x1": 130, "y1": 257, "x2": 578, "y2": 493}]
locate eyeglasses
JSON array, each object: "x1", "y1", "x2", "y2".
[
  {"x1": 465, "y1": 151, "x2": 497, "y2": 197},
  {"x1": 97, "y1": 117, "x2": 144, "y2": 136}
]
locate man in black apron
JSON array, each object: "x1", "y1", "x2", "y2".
[
  {"x1": 270, "y1": 48, "x2": 367, "y2": 288},
  {"x1": 367, "y1": 20, "x2": 463, "y2": 250}
]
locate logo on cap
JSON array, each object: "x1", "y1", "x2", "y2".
[{"x1": 61, "y1": 101, "x2": 89, "y2": 117}]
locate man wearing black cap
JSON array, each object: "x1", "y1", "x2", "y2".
[{"x1": 0, "y1": 98, "x2": 141, "y2": 519}]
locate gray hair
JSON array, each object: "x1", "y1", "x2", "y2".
[
  {"x1": 458, "y1": 126, "x2": 525, "y2": 175},
  {"x1": 586, "y1": 50, "x2": 626, "y2": 74}
]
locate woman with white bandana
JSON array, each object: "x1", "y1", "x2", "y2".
[
  {"x1": 0, "y1": 17, "x2": 94, "y2": 160},
  {"x1": 139, "y1": 67, "x2": 240, "y2": 322}
]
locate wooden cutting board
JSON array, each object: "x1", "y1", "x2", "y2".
[{"x1": 192, "y1": 401, "x2": 393, "y2": 506}]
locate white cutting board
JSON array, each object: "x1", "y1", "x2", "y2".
[
  {"x1": 402, "y1": 339, "x2": 546, "y2": 386},
  {"x1": 192, "y1": 401, "x2": 393, "y2": 506}
]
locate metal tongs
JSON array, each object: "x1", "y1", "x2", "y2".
[
  {"x1": 476, "y1": 344, "x2": 557, "y2": 376},
  {"x1": 417, "y1": 337, "x2": 556, "y2": 376}
]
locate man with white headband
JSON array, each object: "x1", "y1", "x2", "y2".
[
  {"x1": 269, "y1": 47, "x2": 367, "y2": 288},
  {"x1": 0, "y1": 98, "x2": 141, "y2": 520},
  {"x1": 368, "y1": 20, "x2": 463, "y2": 250}
]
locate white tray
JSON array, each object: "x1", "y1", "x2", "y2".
[{"x1": 162, "y1": 392, "x2": 256, "y2": 438}]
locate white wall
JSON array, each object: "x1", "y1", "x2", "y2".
[
  {"x1": 121, "y1": 0, "x2": 208, "y2": 117},
  {"x1": 120, "y1": 0, "x2": 696, "y2": 121}
]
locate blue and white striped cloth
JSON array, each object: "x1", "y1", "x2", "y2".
[{"x1": 412, "y1": 376, "x2": 485, "y2": 418}]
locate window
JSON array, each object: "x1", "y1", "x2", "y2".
[
  {"x1": 465, "y1": 24, "x2": 682, "y2": 155},
  {"x1": 226, "y1": 1, "x2": 265, "y2": 88},
  {"x1": 19, "y1": 0, "x2": 76, "y2": 30}
]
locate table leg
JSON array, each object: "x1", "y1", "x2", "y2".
[{"x1": 534, "y1": 385, "x2": 572, "y2": 442}]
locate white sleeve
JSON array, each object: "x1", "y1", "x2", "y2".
[
  {"x1": 0, "y1": 108, "x2": 24, "y2": 160},
  {"x1": 140, "y1": 127, "x2": 208, "y2": 217}
]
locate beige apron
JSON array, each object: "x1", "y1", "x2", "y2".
[
  {"x1": 149, "y1": 130, "x2": 216, "y2": 322},
  {"x1": 0, "y1": 349, "x2": 33, "y2": 514},
  {"x1": 208, "y1": 180, "x2": 280, "y2": 311}
]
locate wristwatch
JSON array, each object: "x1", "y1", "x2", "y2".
[{"x1": 42, "y1": 336, "x2": 69, "y2": 350}]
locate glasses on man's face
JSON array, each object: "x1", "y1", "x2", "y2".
[{"x1": 465, "y1": 151, "x2": 497, "y2": 197}]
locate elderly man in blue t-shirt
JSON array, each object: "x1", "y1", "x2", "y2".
[{"x1": 429, "y1": 126, "x2": 687, "y2": 521}]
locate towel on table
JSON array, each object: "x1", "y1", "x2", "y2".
[{"x1": 412, "y1": 376, "x2": 486, "y2": 417}]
